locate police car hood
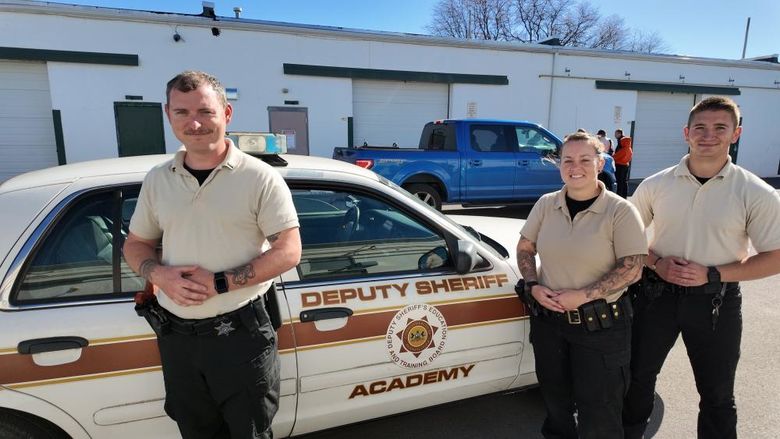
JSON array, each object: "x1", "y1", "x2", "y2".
[{"x1": 447, "y1": 214, "x2": 524, "y2": 277}]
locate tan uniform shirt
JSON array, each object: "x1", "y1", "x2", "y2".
[
  {"x1": 521, "y1": 183, "x2": 647, "y2": 303},
  {"x1": 631, "y1": 155, "x2": 780, "y2": 266},
  {"x1": 130, "y1": 140, "x2": 300, "y2": 319}
]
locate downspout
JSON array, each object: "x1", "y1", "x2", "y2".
[{"x1": 546, "y1": 52, "x2": 557, "y2": 129}]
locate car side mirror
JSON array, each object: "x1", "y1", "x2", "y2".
[
  {"x1": 455, "y1": 240, "x2": 482, "y2": 274},
  {"x1": 418, "y1": 246, "x2": 449, "y2": 270}
]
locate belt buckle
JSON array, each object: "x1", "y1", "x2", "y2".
[{"x1": 567, "y1": 310, "x2": 581, "y2": 325}]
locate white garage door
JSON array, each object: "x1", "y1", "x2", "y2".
[
  {"x1": 352, "y1": 80, "x2": 448, "y2": 148},
  {"x1": 0, "y1": 60, "x2": 58, "y2": 182},
  {"x1": 631, "y1": 92, "x2": 696, "y2": 179}
]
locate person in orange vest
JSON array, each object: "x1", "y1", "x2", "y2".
[{"x1": 613, "y1": 129, "x2": 633, "y2": 198}]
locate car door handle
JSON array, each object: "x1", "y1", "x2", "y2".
[
  {"x1": 470, "y1": 159, "x2": 482, "y2": 166},
  {"x1": 18, "y1": 336, "x2": 89, "y2": 355},
  {"x1": 518, "y1": 160, "x2": 530, "y2": 166},
  {"x1": 299, "y1": 307, "x2": 353, "y2": 322}
]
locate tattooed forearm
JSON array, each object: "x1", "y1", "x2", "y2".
[
  {"x1": 267, "y1": 233, "x2": 281, "y2": 243},
  {"x1": 516, "y1": 237, "x2": 539, "y2": 282},
  {"x1": 227, "y1": 264, "x2": 256, "y2": 287},
  {"x1": 583, "y1": 254, "x2": 645, "y2": 299},
  {"x1": 138, "y1": 258, "x2": 159, "y2": 281}
]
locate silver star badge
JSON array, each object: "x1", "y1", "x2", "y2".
[{"x1": 214, "y1": 320, "x2": 235, "y2": 336}]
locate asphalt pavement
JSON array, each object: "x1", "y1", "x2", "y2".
[{"x1": 301, "y1": 191, "x2": 780, "y2": 439}]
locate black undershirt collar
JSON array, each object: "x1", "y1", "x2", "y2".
[
  {"x1": 183, "y1": 162, "x2": 215, "y2": 186},
  {"x1": 565, "y1": 194, "x2": 599, "y2": 220}
]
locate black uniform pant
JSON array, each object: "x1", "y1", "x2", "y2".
[
  {"x1": 157, "y1": 301, "x2": 280, "y2": 439},
  {"x1": 615, "y1": 164, "x2": 630, "y2": 198},
  {"x1": 530, "y1": 312, "x2": 631, "y2": 439},
  {"x1": 623, "y1": 286, "x2": 742, "y2": 439}
]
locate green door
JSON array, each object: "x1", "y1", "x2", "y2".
[{"x1": 114, "y1": 102, "x2": 166, "y2": 157}]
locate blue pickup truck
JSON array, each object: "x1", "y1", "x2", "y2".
[{"x1": 333, "y1": 119, "x2": 616, "y2": 210}]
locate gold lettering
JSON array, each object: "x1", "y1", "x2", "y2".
[
  {"x1": 322, "y1": 290, "x2": 340, "y2": 305},
  {"x1": 438, "y1": 368, "x2": 458, "y2": 381},
  {"x1": 423, "y1": 371, "x2": 438, "y2": 384},
  {"x1": 448, "y1": 278, "x2": 465, "y2": 292},
  {"x1": 459, "y1": 364, "x2": 475, "y2": 377},
  {"x1": 415, "y1": 281, "x2": 432, "y2": 295},
  {"x1": 339, "y1": 288, "x2": 358, "y2": 303},
  {"x1": 372, "y1": 284, "x2": 390, "y2": 299},
  {"x1": 406, "y1": 374, "x2": 423, "y2": 387},
  {"x1": 349, "y1": 385, "x2": 369, "y2": 399},
  {"x1": 386, "y1": 378, "x2": 405, "y2": 392},
  {"x1": 430, "y1": 279, "x2": 449, "y2": 293},
  {"x1": 369, "y1": 381, "x2": 386, "y2": 395},
  {"x1": 496, "y1": 273, "x2": 509, "y2": 287},
  {"x1": 358, "y1": 287, "x2": 376, "y2": 301},
  {"x1": 462, "y1": 277, "x2": 479, "y2": 290},
  {"x1": 393, "y1": 283, "x2": 409, "y2": 297},
  {"x1": 301, "y1": 292, "x2": 321, "y2": 307}
]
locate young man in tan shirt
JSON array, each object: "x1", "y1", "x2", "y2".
[{"x1": 623, "y1": 97, "x2": 780, "y2": 439}]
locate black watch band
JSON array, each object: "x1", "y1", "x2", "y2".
[
  {"x1": 525, "y1": 281, "x2": 539, "y2": 295},
  {"x1": 214, "y1": 271, "x2": 229, "y2": 294},
  {"x1": 707, "y1": 266, "x2": 721, "y2": 284}
]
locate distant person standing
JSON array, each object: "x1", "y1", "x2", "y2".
[
  {"x1": 597, "y1": 129, "x2": 614, "y2": 155},
  {"x1": 613, "y1": 129, "x2": 633, "y2": 198}
]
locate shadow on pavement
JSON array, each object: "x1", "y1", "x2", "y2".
[{"x1": 297, "y1": 388, "x2": 546, "y2": 439}]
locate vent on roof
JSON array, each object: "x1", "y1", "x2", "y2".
[
  {"x1": 537, "y1": 37, "x2": 562, "y2": 46},
  {"x1": 201, "y1": 1, "x2": 216, "y2": 18}
]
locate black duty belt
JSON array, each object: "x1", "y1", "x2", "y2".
[
  {"x1": 667, "y1": 282, "x2": 739, "y2": 295},
  {"x1": 164, "y1": 297, "x2": 262, "y2": 337},
  {"x1": 540, "y1": 294, "x2": 632, "y2": 331}
]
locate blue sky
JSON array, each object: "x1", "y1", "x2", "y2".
[{"x1": 55, "y1": 0, "x2": 779, "y2": 60}]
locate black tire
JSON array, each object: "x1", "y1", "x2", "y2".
[
  {"x1": 0, "y1": 410, "x2": 70, "y2": 439},
  {"x1": 405, "y1": 183, "x2": 442, "y2": 210}
]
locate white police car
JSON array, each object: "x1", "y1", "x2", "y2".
[{"x1": 0, "y1": 141, "x2": 535, "y2": 438}]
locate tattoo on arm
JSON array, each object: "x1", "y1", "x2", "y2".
[
  {"x1": 516, "y1": 237, "x2": 539, "y2": 282},
  {"x1": 584, "y1": 254, "x2": 645, "y2": 300},
  {"x1": 227, "y1": 264, "x2": 256, "y2": 287},
  {"x1": 138, "y1": 258, "x2": 159, "y2": 281},
  {"x1": 267, "y1": 233, "x2": 281, "y2": 243}
]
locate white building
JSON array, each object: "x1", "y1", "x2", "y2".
[{"x1": 1, "y1": 0, "x2": 779, "y2": 181}]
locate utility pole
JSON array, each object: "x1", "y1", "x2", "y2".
[{"x1": 741, "y1": 17, "x2": 751, "y2": 59}]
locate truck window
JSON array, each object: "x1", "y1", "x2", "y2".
[
  {"x1": 419, "y1": 123, "x2": 456, "y2": 151},
  {"x1": 515, "y1": 126, "x2": 558, "y2": 156},
  {"x1": 469, "y1": 125, "x2": 515, "y2": 153}
]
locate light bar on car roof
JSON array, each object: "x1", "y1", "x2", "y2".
[{"x1": 227, "y1": 132, "x2": 287, "y2": 154}]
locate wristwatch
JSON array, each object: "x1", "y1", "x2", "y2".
[
  {"x1": 707, "y1": 266, "x2": 721, "y2": 284},
  {"x1": 214, "y1": 271, "x2": 229, "y2": 294},
  {"x1": 648, "y1": 256, "x2": 660, "y2": 271},
  {"x1": 525, "y1": 281, "x2": 539, "y2": 295}
]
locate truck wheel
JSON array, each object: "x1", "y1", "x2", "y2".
[
  {"x1": 406, "y1": 184, "x2": 442, "y2": 210},
  {"x1": 0, "y1": 410, "x2": 69, "y2": 439}
]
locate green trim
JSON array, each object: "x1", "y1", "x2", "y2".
[
  {"x1": 595, "y1": 80, "x2": 740, "y2": 95},
  {"x1": 284, "y1": 63, "x2": 508, "y2": 85},
  {"x1": 347, "y1": 116, "x2": 354, "y2": 148},
  {"x1": 52, "y1": 110, "x2": 66, "y2": 165},
  {"x1": 0, "y1": 47, "x2": 138, "y2": 66}
]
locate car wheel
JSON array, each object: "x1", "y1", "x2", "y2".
[
  {"x1": 0, "y1": 410, "x2": 69, "y2": 439},
  {"x1": 405, "y1": 184, "x2": 442, "y2": 210}
]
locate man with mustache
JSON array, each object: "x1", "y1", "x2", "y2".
[{"x1": 124, "y1": 70, "x2": 301, "y2": 439}]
